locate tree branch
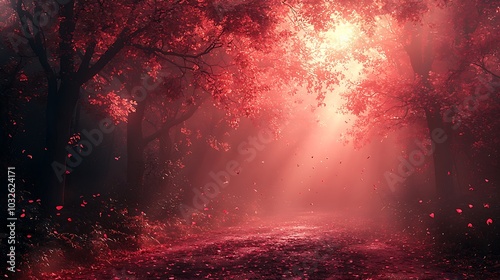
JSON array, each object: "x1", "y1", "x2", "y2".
[
  {"x1": 472, "y1": 63, "x2": 500, "y2": 79},
  {"x1": 58, "y1": 0, "x2": 76, "y2": 81},
  {"x1": 143, "y1": 99, "x2": 204, "y2": 144},
  {"x1": 78, "y1": 28, "x2": 129, "y2": 83},
  {"x1": 131, "y1": 39, "x2": 223, "y2": 60},
  {"x1": 12, "y1": 0, "x2": 55, "y2": 78},
  {"x1": 77, "y1": 41, "x2": 96, "y2": 75}
]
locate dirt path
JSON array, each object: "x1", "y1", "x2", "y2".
[{"x1": 51, "y1": 212, "x2": 496, "y2": 279}]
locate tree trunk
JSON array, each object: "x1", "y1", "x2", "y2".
[
  {"x1": 126, "y1": 99, "x2": 146, "y2": 204},
  {"x1": 404, "y1": 23, "x2": 456, "y2": 201},
  {"x1": 40, "y1": 81, "x2": 80, "y2": 211},
  {"x1": 425, "y1": 107, "x2": 455, "y2": 200},
  {"x1": 159, "y1": 130, "x2": 173, "y2": 166}
]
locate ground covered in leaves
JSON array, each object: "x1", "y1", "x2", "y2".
[{"x1": 29, "y1": 212, "x2": 497, "y2": 279}]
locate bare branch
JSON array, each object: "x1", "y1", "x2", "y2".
[
  {"x1": 472, "y1": 63, "x2": 500, "y2": 79},
  {"x1": 143, "y1": 97, "x2": 206, "y2": 144}
]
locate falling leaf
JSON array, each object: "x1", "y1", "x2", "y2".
[
  {"x1": 19, "y1": 73, "x2": 28, "y2": 81},
  {"x1": 456, "y1": 208, "x2": 463, "y2": 214},
  {"x1": 467, "y1": 223, "x2": 473, "y2": 228},
  {"x1": 468, "y1": 204, "x2": 473, "y2": 208},
  {"x1": 20, "y1": 213, "x2": 25, "y2": 218},
  {"x1": 67, "y1": 218, "x2": 72, "y2": 222},
  {"x1": 27, "y1": 234, "x2": 32, "y2": 238},
  {"x1": 55, "y1": 205, "x2": 63, "y2": 211},
  {"x1": 484, "y1": 203, "x2": 490, "y2": 208},
  {"x1": 486, "y1": 218, "x2": 493, "y2": 225},
  {"x1": 429, "y1": 213, "x2": 435, "y2": 218},
  {"x1": 485, "y1": 179, "x2": 489, "y2": 182}
]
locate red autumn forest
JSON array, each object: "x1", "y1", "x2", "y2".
[{"x1": 1, "y1": 0, "x2": 499, "y2": 278}]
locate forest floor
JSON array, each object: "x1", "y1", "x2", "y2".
[{"x1": 40, "y1": 212, "x2": 499, "y2": 279}]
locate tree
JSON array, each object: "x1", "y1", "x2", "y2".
[
  {"x1": 305, "y1": 0, "x2": 500, "y2": 205},
  {"x1": 3, "y1": 0, "x2": 294, "y2": 210}
]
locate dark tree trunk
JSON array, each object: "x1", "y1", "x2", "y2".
[
  {"x1": 125, "y1": 96, "x2": 202, "y2": 206},
  {"x1": 159, "y1": 130, "x2": 173, "y2": 166},
  {"x1": 404, "y1": 23, "x2": 456, "y2": 201},
  {"x1": 12, "y1": 0, "x2": 129, "y2": 212},
  {"x1": 425, "y1": 107, "x2": 455, "y2": 199},
  {"x1": 126, "y1": 99, "x2": 147, "y2": 204},
  {"x1": 40, "y1": 81, "x2": 80, "y2": 210}
]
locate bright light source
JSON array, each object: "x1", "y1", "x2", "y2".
[
  {"x1": 305, "y1": 20, "x2": 360, "y2": 63},
  {"x1": 322, "y1": 22, "x2": 356, "y2": 49}
]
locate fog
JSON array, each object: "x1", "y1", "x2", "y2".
[
  {"x1": 173, "y1": 91, "x2": 412, "y2": 229},
  {"x1": 3, "y1": 0, "x2": 498, "y2": 277}
]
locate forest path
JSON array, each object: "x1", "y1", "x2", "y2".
[{"x1": 55, "y1": 212, "x2": 489, "y2": 279}]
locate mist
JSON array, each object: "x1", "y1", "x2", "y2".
[{"x1": 2, "y1": 0, "x2": 499, "y2": 278}]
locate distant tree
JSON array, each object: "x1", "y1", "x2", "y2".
[{"x1": 298, "y1": 1, "x2": 500, "y2": 205}]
